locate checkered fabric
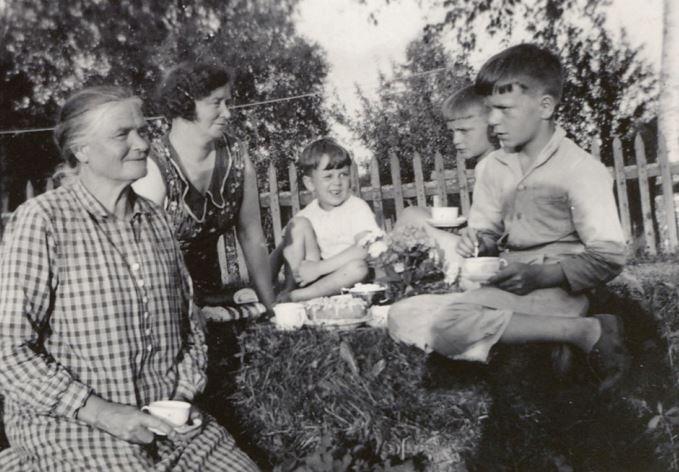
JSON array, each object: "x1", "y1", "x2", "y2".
[{"x1": 0, "y1": 180, "x2": 258, "y2": 471}]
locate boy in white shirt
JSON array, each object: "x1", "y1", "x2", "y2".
[{"x1": 277, "y1": 137, "x2": 380, "y2": 302}]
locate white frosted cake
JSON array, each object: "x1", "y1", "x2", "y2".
[{"x1": 305, "y1": 295, "x2": 367, "y2": 321}]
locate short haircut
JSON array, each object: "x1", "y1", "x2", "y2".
[
  {"x1": 475, "y1": 44, "x2": 563, "y2": 103},
  {"x1": 156, "y1": 62, "x2": 232, "y2": 121},
  {"x1": 298, "y1": 137, "x2": 353, "y2": 176},
  {"x1": 441, "y1": 85, "x2": 488, "y2": 121}
]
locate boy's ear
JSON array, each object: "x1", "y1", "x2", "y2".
[
  {"x1": 302, "y1": 174, "x2": 315, "y2": 192},
  {"x1": 538, "y1": 94, "x2": 557, "y2": 120}
]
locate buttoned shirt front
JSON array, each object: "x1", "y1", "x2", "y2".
[
  {"x1": 0, "y1": 179, "x2": 210, "y2": 470},
  {"x1": 468, "y1": 127, "x2": 626, "y2": 291}
]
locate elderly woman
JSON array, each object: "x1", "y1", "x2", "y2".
[
  {"x1": 134, "y1": 62, "x2": 274, "y2": 321},
  {"x1": 0, "y1": 87, "x2": 258, "y2": 471}
]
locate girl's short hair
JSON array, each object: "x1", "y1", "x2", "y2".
[
  {"x1": 298, "y1": 137, "x2": 353, "y2": 176},
  {"x1": 156, "y1": 62, "x2": 232, "y2": 121},
  {"x1": 53, "y1": 86, "x2": 141, "y2": 181}
]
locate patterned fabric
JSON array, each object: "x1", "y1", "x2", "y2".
[
  {"x1": 149, "y1": 134, "x2": 246, "y2": 304},
  {"x1": 0, "y1": 179, "x2": 258, "y2": 471}
]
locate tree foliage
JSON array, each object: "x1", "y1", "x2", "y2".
[
  {"x1": 353, "y1": 0, "x2": 658, "y2": 170},
  {"x1": 0, "y1": 0, "x2": 330, "y2": 203},
  {"x1": 350, "y1": 35, "x2": 472, "y2": 182}
]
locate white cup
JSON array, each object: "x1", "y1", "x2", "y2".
[
  {"x1": 273, "y1": 302, "x2": 306, "y2": 330},
  {"x1": 431, "y1": 206, "x2": 459, "y2": 222},
  {"x1": 463, "y1": 257, "x2": 508, "y2": 282},
  {"x1": 141, "y1": 400, "x2": 190, "y2": 427}
]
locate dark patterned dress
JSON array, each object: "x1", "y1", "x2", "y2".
[{"x1": 150, "y1": 135, "x2": 264, "y2": 320}]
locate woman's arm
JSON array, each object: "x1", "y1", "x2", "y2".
[
  {"x1": 237, "y1": 153, "x2": 275, "y2": 310},
  {"x1": 132, "y1": 158, "x2": 167, "y2": 206}
]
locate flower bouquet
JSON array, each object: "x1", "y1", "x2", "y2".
[{"x1": 359, "y1": 226, "x2": 458, "y2": 302}]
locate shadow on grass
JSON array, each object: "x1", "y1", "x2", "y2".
[{"x1": 454, "y1": 284, "x2": 673, "y2": 472}]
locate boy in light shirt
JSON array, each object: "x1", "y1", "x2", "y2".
[
  {"x1": 389, "y1": 44, "x2": 629, "y2": 392},
  {"x1": 276, "y1": 137, "x2": 380, "y2": 302},
  {"x1": 394, "y1": 85, "x2": 496, "y2": 273}
]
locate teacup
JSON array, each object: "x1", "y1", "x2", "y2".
[
  {"x1": 141, "y1": 400, "x2": 190, "y2": 427},
  {"x1": 431, "y1": 206, "x2": 459, "y2": 222},
  {"x1": 463, "y1": 257, "x2": 508, "y2": 283},
  {"x1": 273, "y1": 302, "x2": 306, "y2": 330}
]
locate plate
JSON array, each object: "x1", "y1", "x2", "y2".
[
  {"x1": 427, "y1": 216, "x2": 467, "y2": 228},
  {"x1": 305, "y1": 316, "x2": 369, "y2": 330},
  {"x1": 149, "y1": 418, "x2": 203, "y2": 436}
]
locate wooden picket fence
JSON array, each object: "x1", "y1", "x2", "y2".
[
  {"x1": 260, "y1": 135, "x2": 679, "y2": 258},
  {"x1": 2, "y1": 132, "x2": 679, "y2": 283}
]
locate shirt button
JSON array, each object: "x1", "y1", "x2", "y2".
[
  {"x1": 131, "y1": 263, "x2": 140, "y2": 271},
  {"x1": 144, "y1": 311, "x2": 149, "y2": 318},
  {"x1": 143, "y1": 297, "x2": 149, "y2": 304},
  {"x1": 147, "y1": 345, "x2": 152, "y2": 352},
  {"x1": 145, "y1": 328, "x2": 151, "y2": 335},
  {"x1": 137, "y1": 279, "x2": 145, "y2": 288}
]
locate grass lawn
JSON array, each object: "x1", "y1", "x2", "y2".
[{"x1": 0, "y1": 259, "x2": 677, "y2": 471}]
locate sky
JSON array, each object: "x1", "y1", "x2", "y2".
[{"x1": 294, "y1": 0, "x2": 664, "y2": 160}]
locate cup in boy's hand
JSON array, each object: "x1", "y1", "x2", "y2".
[{"x1": 463, "y1": 257, "x2": 508, "y2": 283}]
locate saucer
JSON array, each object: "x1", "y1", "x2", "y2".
[
  {"x1": 427, "y1": 216, "x2": 467, "y2": 228},
  {"x1": 149, "y1": 417, "x2": 202, "y2": 436}
]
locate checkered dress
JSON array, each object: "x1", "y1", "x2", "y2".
[{"x1": 0, "y1": 180, "x2": 258, "y2": 471}]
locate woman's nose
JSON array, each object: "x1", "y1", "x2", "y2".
[{"x1": 220, "y1": 102, "x2": 231, "y2": 119}]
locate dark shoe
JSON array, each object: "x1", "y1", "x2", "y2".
[{"x1": 588, "y1": 314, "x2": 630, "y2": 393}]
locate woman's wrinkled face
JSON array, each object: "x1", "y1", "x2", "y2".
[
  {"x1": 77, "y1": 100, "x2": 149, "y2": 185},
  {"x1": 193, "y1": 85, "x2": 232, "y2": 140}
]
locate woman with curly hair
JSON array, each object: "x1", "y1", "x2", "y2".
[{"x1": 135, "y1": 62, "x2": 274, "y2": 322}]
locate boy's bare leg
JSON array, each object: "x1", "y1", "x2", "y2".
[
  {"x1": 279, "y1": 217, "x2": 321, "y2": 292},
  {"x1": 288, "y1": 259, "x2": 369, "y2": 302}
]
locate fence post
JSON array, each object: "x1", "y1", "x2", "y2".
[
  {"x1": 389, "y1": 150, "x2": 404, "y2": 217},
  {"x1": 434, "y1": 152, "x2": 448, "y2": 207},
  {"x1": 633, "y1": 134, "x2": 657, "y2": 256},
  {"x1": 611, "y1": 137, "x2": 632, "y2": 244},
  {"x1": 369, "y1": 156, "x2": 384, "y2": 228},
  {"x1": 657, "y1": 129, "x2": 679, "y2": 253},
  {"x1": 591, "y1": 139, "x2": 601, "y2": 162},
  {"x1": 45, "y1": 177, "x2": 54, "y2": 191},
  {"x1": 268, "y1": 162, "x2": 282, "y2": 245},
  {"x1": 288, "y1": 162, "x2": 301, "y2": 215},
  {"x1": 412, "y1": 152, "x2": 426, "y2": 207},
  {"x1": 350, "y1": 162, "x2": 362, "y2": 200},
  {"x1": 456, "y1": 154, "x2": 471, "y2": 215}
]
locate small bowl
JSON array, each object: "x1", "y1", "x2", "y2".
[{"x1": 343, "y1": 284, "x2": 387, "y2": 306}]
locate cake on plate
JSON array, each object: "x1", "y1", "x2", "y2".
[{"x1": 305, "y1": 295, "x2": 367, "y2": 321}]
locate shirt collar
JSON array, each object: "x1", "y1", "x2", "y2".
[
  {"x1": 492, "y1": 126, "x2": 566, "y2": 171},
  {"x1": 71, "y1": 178, "x2": 150, "y2": 222}
]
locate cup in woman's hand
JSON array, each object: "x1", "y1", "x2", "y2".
[
  {"x1": 463, "y1": 257, "x2": 508, "y2": 283},
  {"x1": 141, "y1": 400, "x2": 191, "y2": 427}
]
